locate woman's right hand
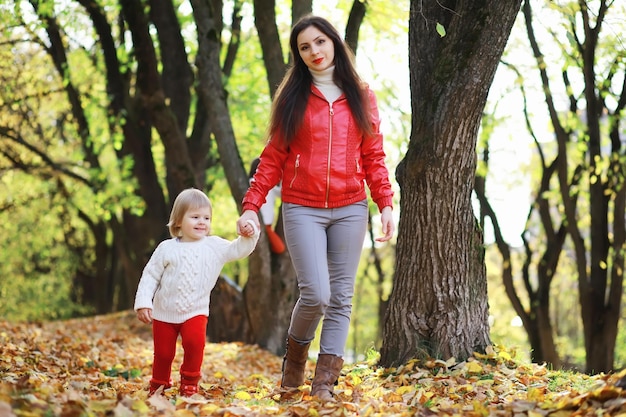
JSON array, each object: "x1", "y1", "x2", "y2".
[{"x1": 237, "y1": 210, "x2": 260, "y2": 237}]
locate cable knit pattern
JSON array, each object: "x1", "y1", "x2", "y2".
[{"x1": 134, "y1": 228, "x2": 259, "y2": 324}]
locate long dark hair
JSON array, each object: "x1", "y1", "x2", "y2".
[{"x1": 268, "y1": 15, "x2": 373, "y2": 145}]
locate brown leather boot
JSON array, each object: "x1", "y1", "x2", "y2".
[
  {"x1": 280, "y1": 336, "x2": 311, "y2": 388},
  {"x1": 310, "y1": 354, "x2": 343, "y2": 401}
]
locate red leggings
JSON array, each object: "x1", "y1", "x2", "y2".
[{"x1": 151, "y1": 315, "x2": 208, "y2": 385}]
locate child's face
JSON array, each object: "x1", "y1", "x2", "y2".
[{"x1": 178, "y1": 205, "x2": 212, "y2": 242}]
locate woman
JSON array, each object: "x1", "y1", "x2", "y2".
[{"x1": 237, "y1": 15, "x2": 395, "y2": 401}]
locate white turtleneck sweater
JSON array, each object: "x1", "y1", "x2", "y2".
[{"x1": 310, "y1": 66, "x2": 343, "y2": 103}]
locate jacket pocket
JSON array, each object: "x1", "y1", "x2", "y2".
[{"x1": 288, "y1": 154, "x2": 300, "y2": 189}]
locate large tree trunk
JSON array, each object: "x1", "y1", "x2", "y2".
[
  {"x1": 379, "y1": 0, "x2": 521, "y2": 366},
  {"x1": 252, "y1": 0, "x2": 287, "y2": 98}
]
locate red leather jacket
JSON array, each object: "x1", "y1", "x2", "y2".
[{"x1": 243, "y1": 86, "x2": 394, "y2": 213}]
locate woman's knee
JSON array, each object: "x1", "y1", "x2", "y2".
[{"x1": 300, "y1": 293, "x2": 330, "y2": 314}]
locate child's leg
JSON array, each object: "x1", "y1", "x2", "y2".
[
  {"x1": 151, "y1": 320, "x2": 180, "y2": 390},
  {"x1": 179, "y1": 315, "x2": 208, "y2": 396}
]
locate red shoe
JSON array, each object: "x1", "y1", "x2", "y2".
[
  {"x1": 149, "y1": 379, "x2": 171, "y2": 396},
  {"x1": 180, "y1": 383, "x2": 198, "y2": 397}
]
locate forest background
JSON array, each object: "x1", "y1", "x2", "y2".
[{"x1": 0, "y1": 0, "x2": 625, "y2": 376}]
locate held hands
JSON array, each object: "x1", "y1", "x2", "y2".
[
  {"x1": 237, "y1": 210, "x2": 260, "y2": 237},
  {"x1": 136, "y1": 308, "x2": 153, "y2": 324},
  {"x1": 376, "y1": 206, "x2": 395, "y2": 242}
]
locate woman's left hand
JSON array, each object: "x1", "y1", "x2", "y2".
[
  {"x1": 376, "y1": 206, "x2": 395, "y2": 242},
  {"x1": 237, "y1": 210, "x2": 260, "y2": 237}
]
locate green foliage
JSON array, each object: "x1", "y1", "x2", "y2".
[
  {"x1": 0, "y1": 173, "x2": 92, "y2": 321},
  {"x1": 436, "y1": 22, "x2": 446, "y2": 38},
  {"x1": 224, "y1": 22, "x2": 272, "y2": 162},
  {"x1": 546, "y1": 369, "x2": 597, "y2": 393}
]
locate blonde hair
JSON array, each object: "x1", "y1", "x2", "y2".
[{"x1": 167, "y1": 188, "x2": 212, "y2": 238}]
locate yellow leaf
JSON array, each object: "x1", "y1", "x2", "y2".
[
  {"x1": 498, "y1": 350, "x2": 512, "y2": 361},
  {"x1": 527, "y1": 386, "x2": 545, "y2": 401},
  {"x1": 466, "y1": 361, "x2": 483, "y2": 373},
  {"x1": 472, "y1": 399, "x2": 489, "y2": 415},
  {"x1": 86, "y1": 400, "x2": 114, "y2": 412},
  {"x1": 174, "y1": 410, "x2": 197, "y2": 417},
  {"x1": 234, "y1": 390, "x2": 252, "y2": 400},
  {"x1": 200, "y1": 404, "x2": 220, "y2": 415},
  {"x1": 461, "y1": 384, "x2": 474, "y2": 392},
  {"x1": 474, "y1": 351, "x2": 490, "y2": 360},
  {"x1": 350, "y1": 374, "x2": 362, "y2": 385},
  {"x1": 364, "y1": 386, "x2": 386, "y2": 398},
  {"x1": 130, "y1": 399, "x2": 150, "y2": 413},
  {"x1": 396, "y1": 386, "x2": 414, "y2": 395}
]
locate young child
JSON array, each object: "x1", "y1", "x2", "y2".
[{"x1": 134, "y1": 188, "x2": 259, "y2": 397}]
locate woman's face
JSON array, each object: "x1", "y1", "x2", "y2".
[{"x1": 296, "y1": 25, "x2": 335, "y2": 71}]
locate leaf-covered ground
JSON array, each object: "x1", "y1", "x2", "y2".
[{"x1": 1, "y1": 311, "x2": 625, "y2": 416}]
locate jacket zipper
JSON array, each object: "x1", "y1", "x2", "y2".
[
  {"x1": 325, "y1": 104, "x2": 334, "y2": 207},
  {"x1": 289, "y1": 154, "x2": 300, "y2": 188}
]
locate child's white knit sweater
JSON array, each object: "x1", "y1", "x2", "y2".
[{"x1": 134, "y1": 229, "x2": 259, "y2": 324}]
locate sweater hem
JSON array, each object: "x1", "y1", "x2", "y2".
[{"x1": 152, "y1": 310, "x2": 209, "y2": 324}]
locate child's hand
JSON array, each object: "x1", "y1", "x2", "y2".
[
  {"x1": 136, "y1": 308, "x2": 153, "y2": 324},
  {"x1": 237, "y1": 210, "x2": 260, "y2": 237}
]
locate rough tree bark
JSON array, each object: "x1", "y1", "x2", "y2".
[{"x1": 379, "y1": 0, "x2": 522, "y2": 366}]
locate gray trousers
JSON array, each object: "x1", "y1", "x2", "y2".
[{"x1": 282, "y1": 200, "x2": 368, "y2": 357}]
